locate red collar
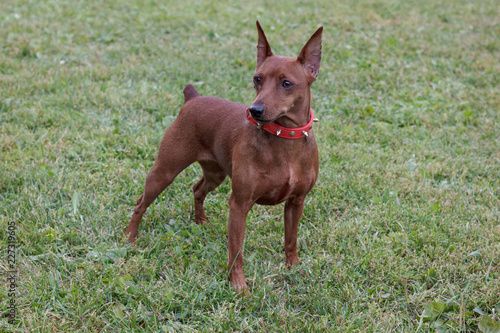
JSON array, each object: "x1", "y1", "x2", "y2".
[{"x1": 246, "y1": 108, "x2": 315, "y2": 139}]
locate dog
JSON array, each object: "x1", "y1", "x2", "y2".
[{"x1": 126, "y1": 21, "x2": 322, "y2": 294}]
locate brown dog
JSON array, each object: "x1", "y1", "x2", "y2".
[{"x1": 126, "y1": 21, "x2": 322, "y2": 294}]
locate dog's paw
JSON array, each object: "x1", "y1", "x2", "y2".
[
  {"x1": 230, "y1": 275, "x2": 249, "y2": 297},
  {"x1": 234, "y1": 284, "x2": 250, "y2": 297},
  {"x1": 286, "y1": 257, "x2": 300, "y2": 268}
]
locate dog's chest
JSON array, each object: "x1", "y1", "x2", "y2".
[
  {"x1": 231, "y1": 133, "x2": 318, "y2": 205},
  {"x1": 255, "y1": 160, "x2": 315, "y2": 205}
]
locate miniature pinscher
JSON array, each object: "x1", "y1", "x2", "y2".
[{"x1": 126, "y1": 21, "x2": 323, "y2": 294}]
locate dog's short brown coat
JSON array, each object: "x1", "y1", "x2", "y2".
[{"x1": 126, "y1": 21, "x2": 323, "y2": 294}]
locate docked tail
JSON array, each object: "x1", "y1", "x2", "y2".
[{"x1": 183, "y1": 84, "x2": 200, "y2": 103}]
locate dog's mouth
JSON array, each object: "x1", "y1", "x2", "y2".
[
  {"x1": 250, "y1": 112, "x2": 284, "y2": 125},
  {"x1": 251, "y1": 117, "x2": 272, "y2": 124}
]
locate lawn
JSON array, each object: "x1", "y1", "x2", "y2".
[{"x1": 1, "y1": 0, "x2": 499, "y2": 331}]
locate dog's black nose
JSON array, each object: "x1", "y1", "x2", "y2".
[{"x1": 248, "y1": 104, "x2": 264, "y2": 118}]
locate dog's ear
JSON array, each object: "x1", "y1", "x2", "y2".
[
  {"x1": 256, "y1": 21, "x2": 273, "y2": 67},
  {"x1": 297, "y1": 26, "x2": 323, "y2": 79}
]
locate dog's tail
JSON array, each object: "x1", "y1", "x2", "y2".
[{"x1": 183, "y1": 84, "x2": 200, "y2": 103}]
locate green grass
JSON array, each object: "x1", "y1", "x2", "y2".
[{"x1": 1, "y1": 0, "x2": 499, "y2": 331}]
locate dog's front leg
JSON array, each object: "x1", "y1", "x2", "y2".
[
  {"x1": 284, "y1": 197, "x2": 305, "y2": 266},
  {"x1": 227, "y1": 193, "x2": 252, "y2": 295}
]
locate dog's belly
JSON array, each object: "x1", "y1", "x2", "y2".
[{"x1": 255, "y1": 192, "x2": 291, "y2": 205}]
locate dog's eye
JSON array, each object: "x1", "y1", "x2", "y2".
[
  {"x1": 253, "y1": 76, "x2": 261, "y2": 86},
  {"x1": 282, "y1": 80, "x2": 293, "y2": 89}
]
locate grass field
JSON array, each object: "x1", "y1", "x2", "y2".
[{"x1": 1, "y1": 0, "x2": 499, "y2": 331}]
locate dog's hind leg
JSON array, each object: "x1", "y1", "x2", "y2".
[
  {"x1": 126, "y1": 127, "x2": 197, "y2": 243},
  {"x1": 192, "y1": 160, "x2": 227, "y2": 224}
]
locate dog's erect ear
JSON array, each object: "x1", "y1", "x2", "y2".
[
  {"x1": 256, "y1": 21, "x2": 273, "y2": 67},
  {"x1": 297, "y1": 26, "x2": 323, "y2": 79}
]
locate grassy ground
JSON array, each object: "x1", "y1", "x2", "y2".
[{"x1": 1, "y1": 0, "x2": 499, "y2": 331}]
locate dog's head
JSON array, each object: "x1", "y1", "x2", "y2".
[{"x1": 248, "y1": 21, "x2": 323, "y2": 125}]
